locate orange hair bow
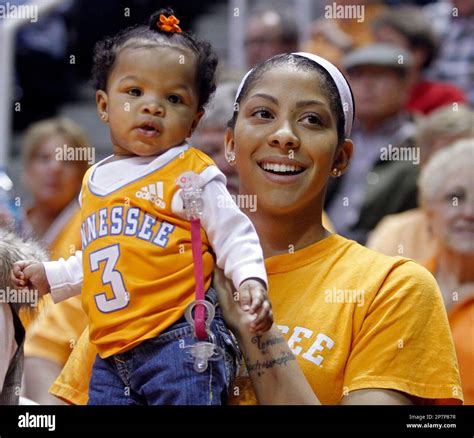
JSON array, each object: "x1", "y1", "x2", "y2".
[{"x1": 157, "y1": 14, "x2": 182, "y2": 33}]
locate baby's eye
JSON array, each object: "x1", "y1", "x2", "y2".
[
  {"x1": 252, "y1": 108, "x2": 273, "y2": 119},
  {"x1": 301, "y1": 114, "x2": 322, "y2": 125},
  {"x1": 167, "y1": 94, "x2": 182, "y2": 104},
  {"x1": 127, "y1": 88, "x2": 142, "y2": 97}
]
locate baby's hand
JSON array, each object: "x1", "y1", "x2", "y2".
[
  {"x1": 11, "y1": 261, "x2": 51, "y2": 296},
  {"x1": 237, "y1": 279, "x2": 273, "y2": 333}
]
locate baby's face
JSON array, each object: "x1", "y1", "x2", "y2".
[{"x1": 98, "y1": 45, "x2": 202, "y2": 156}]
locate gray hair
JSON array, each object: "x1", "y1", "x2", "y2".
[
  {"x1": 199, "y1": 82, "x2": 240, "y2": 130},
  {"x1": 0, "y1": 227, "x2": 48, "y2": 317},
  {"x1": 418, "y1": 138, "x2": 474, "y2": 206},
  {"x1": 417, "y1": 104, "x2": 474, "y2": 149}
]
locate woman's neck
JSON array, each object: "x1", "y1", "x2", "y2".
[
  {"x1": 247, "y1": 205, "x2": 329, "y2": 259},
  {"x1": 436, "y1": 246, "x2": 474, "y2": 310},
  {"x1": 437, "y1": 247, "x2": 474, "y2": 284}
]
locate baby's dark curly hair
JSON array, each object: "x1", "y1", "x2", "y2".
[{"x1": 91, "y1": 7, "x2": 218, "y2": 111}]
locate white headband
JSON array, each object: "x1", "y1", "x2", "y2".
[{"x1": 234, "y1": 52, "x2": 354, "y2": 138}]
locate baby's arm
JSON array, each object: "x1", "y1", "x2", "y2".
[
  {"x1": 173, "y1": 167, "x2": 271, "y2": 332},
  {"x1": 11, "y1": 252, "x2": 83, "y2": 303}
]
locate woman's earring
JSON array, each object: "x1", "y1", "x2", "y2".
[
  {"x1": 332, "y1": 168, "x2": 342, "y2": 177},
  {"x1": 227, "y1": 152, "x2": 236, "y2": 165},
  {"x1": 100, "y1": 113, "x2": 107, "y2": 120}
]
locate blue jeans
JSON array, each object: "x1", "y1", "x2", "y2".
[{"x1": 88, "y1": 289, "x2": 241, "y2": 405}]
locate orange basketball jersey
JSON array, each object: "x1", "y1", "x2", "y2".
[{"x1": 80, "y1": 147, "x2": 215, "y2": 357}]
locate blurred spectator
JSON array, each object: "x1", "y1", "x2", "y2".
[
  {"x1": 331, "y1": 0, "x2": 386, "y2": 47},
  {"x1": 6, "y1": 0, "x2": 77, "y2": 130},
  {"x1": 367, "y1": 104, "x2": 474, "y2": 260},
  {"x1": 373, "y1": 5, "x2": 466, "y2": 114},
  {"x1": 423, "y1": 0, "x2": 474, "y2": 105},
  {"x1": 418, "y1": 138, "x2": 474, "y2": 404},
  {"x1": 244, "y1": 9, "x2": 298, "y2": 68},
  {"x1": 326, "y1": 43, "x2": 418, "y2": 243},
  {"x1": 301, "y1": 18, "x2": 354, "y2": 68},
  {"x1": 19, "y1": 118, "x2": 90, "y2": 404},
  {"x1": 192, "y1": 82, "x2": 240, "y2": 195}
]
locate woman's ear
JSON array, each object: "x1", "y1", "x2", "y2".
[
  {"x1": 96, "y1": 90, "x2": 109, "y2": 123},
  {"x1": 224, "y1": 127, "x2": 235, "y2": 156},
  {"x1": 332, "y1": 139, "x2": 353, "y2": 175}
]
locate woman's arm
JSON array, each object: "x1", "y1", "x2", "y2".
[{"x1": 214, "y1": 269, "x2": 319, "y2": 405}]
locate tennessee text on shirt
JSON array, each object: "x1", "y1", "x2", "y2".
[{"x1": 80, "y1": 205, "x2": 176, "y2": 250}]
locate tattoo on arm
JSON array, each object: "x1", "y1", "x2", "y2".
[
  {"x1": 246, "y1": 352, "x2": 296, "y2": 377},
  {"x1": 251, "y1": 334, "x2": 285, "y2": 354},
  {"x1": 246, "y1": 335, "x2": 295, "y2": 377}
]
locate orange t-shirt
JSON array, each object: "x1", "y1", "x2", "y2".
[{"x1": 231, "y1": 235, "x2": 462, "y2": 405}]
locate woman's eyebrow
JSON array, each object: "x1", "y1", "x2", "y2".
[
  {"x1": 295, "y1": 99, "x2": 326, "y2": 108},
  {"x1": 248, "y1": 93, "x2": 279, "y2": 105}
]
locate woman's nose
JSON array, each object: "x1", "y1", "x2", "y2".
[{"x1": 268, "y1": 120, "x2": 300, "y2": 150}]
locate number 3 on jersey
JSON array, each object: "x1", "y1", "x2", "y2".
[{"x1": 90, "y1": 244, "x2": 129, "y2": 313}]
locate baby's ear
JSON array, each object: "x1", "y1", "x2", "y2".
[{"x1": 96, "y1": 90, "x2": 109, "y2": 123}]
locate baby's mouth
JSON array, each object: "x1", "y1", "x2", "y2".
[{"x1": 136, "y1": 121, "x2": 161, "y2": 137}]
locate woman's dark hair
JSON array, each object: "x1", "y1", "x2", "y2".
[
  {"x1": 91, "y1": 7, "x2": 218, "y2": 111},
  {"x1": 227, "y1": 54, "x2": 346, "y2": 146}
]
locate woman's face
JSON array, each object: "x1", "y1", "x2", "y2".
[
  {"x1": 24, "y1": 134, "x2": 84, "y2": 212},
  {"x1": 227, "y1": 64, "x2": 350, "y2": 215},
  {"x1": 427, "y1": 166, "x2": 474, "y2": 255}
]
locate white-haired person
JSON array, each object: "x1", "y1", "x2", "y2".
[
  {"x1": 0, "y1": 228, "x2": 47, "y2": 404},
  {"x1": 418, "y1": 138, "x2": 474, "y2": 404},
  {"x1": 367, "y1": 104, "x2": 474, "y2": 261}
]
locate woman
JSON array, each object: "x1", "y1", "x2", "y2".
[
  {"x1": 217, "y1": 52, "x2": 462, "y2": 405},
  {"x1": 418, "y1": 138, "x2": 474, "y2": 404},
  {"x1": 45, "y1": 53, "x2": 461, "y2": 405},
  {"x1": 20, "y1": 118, "x2": 91, "y2": 404}
]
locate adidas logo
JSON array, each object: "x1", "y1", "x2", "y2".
[{"x1": 136, "y1": 182, "x2": 166, "y2": 209}]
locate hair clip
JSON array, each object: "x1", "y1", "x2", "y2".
[{"x1": 157, "y1": 14, "x2": 182, "y2": 33}]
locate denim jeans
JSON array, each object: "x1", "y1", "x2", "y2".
[{"x1": 88, "y1": 289, "x2": 241, "y2": 405}]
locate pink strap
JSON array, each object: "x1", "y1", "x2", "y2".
[{"x1": 190, "y1": 218, "x2": 207, "y2": 340}]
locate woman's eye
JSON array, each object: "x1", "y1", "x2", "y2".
[
  {"x1": 127, "y1": 88, "x2": 142, "y2": 97},
  {"x1": 301, "y1": 114, "x2": 321, "y2": 125},
  {"x1": 252, "y1": 109, "x2": 273, "y2": 119},
  {"x1": 167, "y1": 94, "x2": 182, "y2": 104}
]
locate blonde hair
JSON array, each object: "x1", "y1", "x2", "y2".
[
  {"x1": 22, "y1": 118, "x2": 92, "y2": 175},
  {"x1": 418, "y1": 137, "x2": 474, "y2": 206}
]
